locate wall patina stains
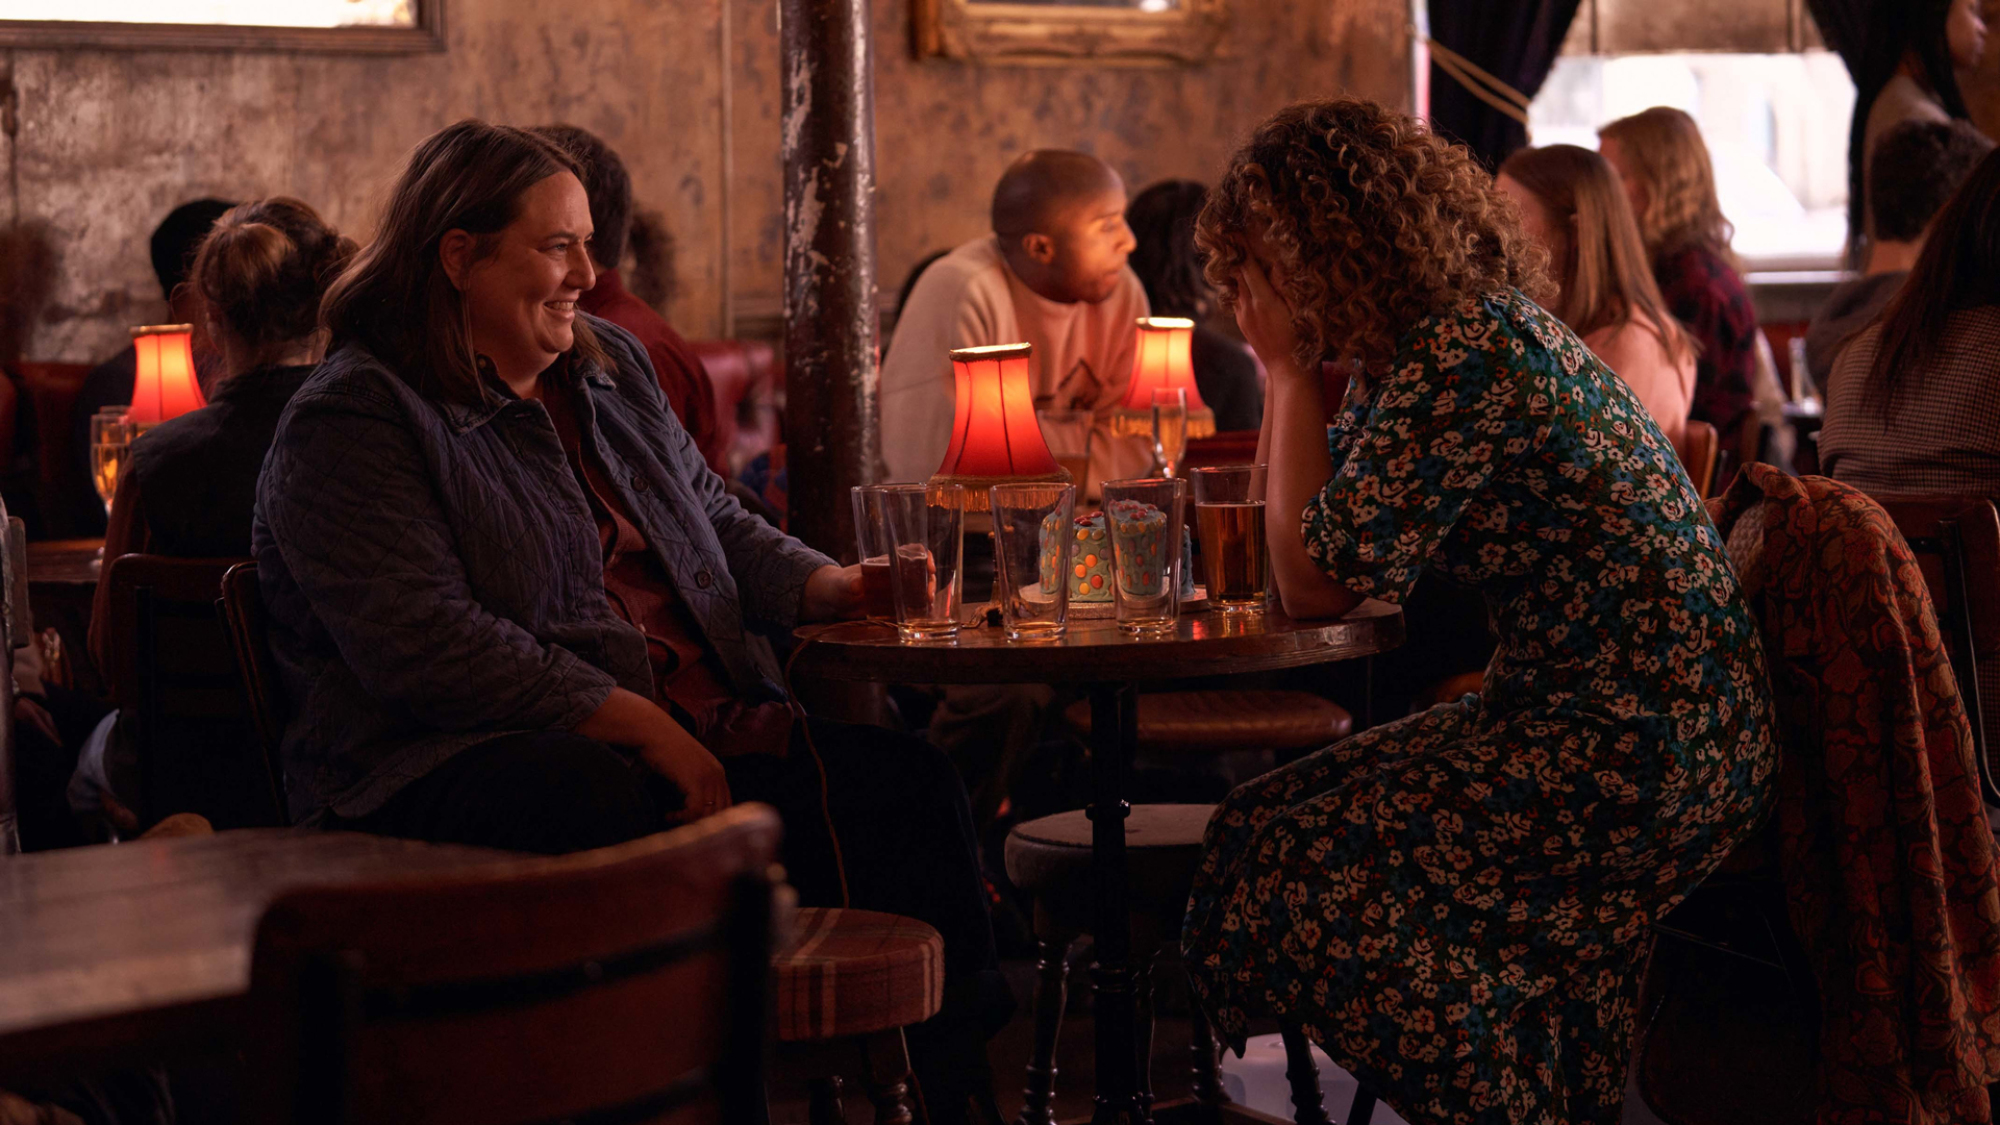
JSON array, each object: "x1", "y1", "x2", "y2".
[{"x1": 10, "y1": 0, "x2": 1406, "y2": 361}]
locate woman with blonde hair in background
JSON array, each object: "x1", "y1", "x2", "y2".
[
  {"x1": 1499, "y1": 143, "x2": 1696, "y2": 453},
  {"x1": 1599, "y1": 107, "x2": 1759, "y2": 447}
]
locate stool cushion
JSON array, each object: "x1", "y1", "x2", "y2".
[
  {"x1": 773, "y1": 907, "x2": 943, "y2": 1042},
  {"x1": 1062, "y1": 690, "x2": 1352, "y2": 753},
  {"x1": 1005, "y1": 804, "x2": 1216, "y2": 931}
]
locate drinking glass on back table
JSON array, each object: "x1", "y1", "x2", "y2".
[
  {"x1": 989, "y1": 481, "x2": 1076, "y2": 641},
  {"x1": 1037, "y1": 408, "x2": 1094, "y2": 496},
  {"x1": 1151, "y1": 387, "x2": 1188, "y2": 479},
  {"x1": 1191, "y1": 464, "x2": 1269, "y2": 613},
  {"x1": 1101, "y1": 477, "x2": 1186, "y2": 636},
  {"x1": 850, "y1": 484, "x2": 897, "y2": 619},
  {"x1": 90, "y1": 410, "x2": 133, "y2": 517},
  {"x1": 881, "y1": 483, "x2": 965, "y2": 643}
]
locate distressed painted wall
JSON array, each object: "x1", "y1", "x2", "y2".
[
  {"x1": 6, "y1": 0, "x2": 731, "y2": 363},
  {"x1": 729, "y1": 0, "x2": 1413, "y2": 327},
  {"x1": 8, "y1": 0, "x2": 1409, "y2": 362}
]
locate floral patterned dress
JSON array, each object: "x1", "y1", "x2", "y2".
[{"x1": 1181, "y1": 291, "x2": 1778, "y2": 1125}]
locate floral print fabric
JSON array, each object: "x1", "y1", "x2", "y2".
[
  {"x1": 1182, "y1": 291, "x2": 1779, "y2": 1125},
  {"x1": 1712, "y1": 467, "x2": 2000, "y2": 1125}
]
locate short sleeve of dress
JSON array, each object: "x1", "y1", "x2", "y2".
[{"x1": 1303, "y1": 295, "x2": 1563, "y2": 604}]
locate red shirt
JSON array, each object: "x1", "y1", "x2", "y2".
[
  {"x1": 577, "y1": 268, "x2": 725, "y2": 471},
  {"x1": 544, "y1": 382, "x2": 792, "y2": 758}
]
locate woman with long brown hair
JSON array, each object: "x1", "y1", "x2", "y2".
[
  {"x1": 256, "y1": 120, "x2": 1008, "y2": 1121},
  {"x1": 1180, "y1": 98, "x2": 1775, "y2": 1125},
  {"x1": 1821, "y1": 146, "x2": 2000, "y2": 493},
  {"x1": 1599, "y1": 107, "x2": 1759, "y2": 445},
  {"x1": 1499, "y1": 144, "x2": 1695, "y2": 452}
]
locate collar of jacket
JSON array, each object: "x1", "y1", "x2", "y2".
[{"x1": 437, "y1": 350, "x2": 616, "y2": 435}]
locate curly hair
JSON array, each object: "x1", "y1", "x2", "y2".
[{"x1": 1196, "y1": 98, "x2": 1547, "y2": 372}]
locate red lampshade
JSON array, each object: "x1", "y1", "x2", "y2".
[
  {"x1": 128, "y1": 324, "x2": 206, "y2": 426},
  {"x1": 1114, "y1": 317, "x2": 1215, "y2": 439},
  {"x1": 930, "y1": 343, "x2": 1068, "y2": 510}
]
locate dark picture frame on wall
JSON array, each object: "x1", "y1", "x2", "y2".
[
  {"x1": 912, "y1": 0, "x2": 1228, "y2": 65},
  {"x1": 0, "y1": 0, "x2": 444, "y2": 52}
]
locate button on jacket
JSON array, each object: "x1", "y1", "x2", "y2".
[{"x1": 252, "y1": 316, "x2": 833, "y2": 823}]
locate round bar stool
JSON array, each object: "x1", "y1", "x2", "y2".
[
  {"x1": 1003, "y1": 804, "x2": 1221, "y2": 1125},
  {"x1": 774, "y1": 907, "x2": 944, "y2": 1125},
  {"x1": 1004, "y1": 806, "x2": 1380, "y2": 1125}
]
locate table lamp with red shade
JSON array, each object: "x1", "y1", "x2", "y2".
[
  {"x1": 1112, "y1": 317, "x2": 1215, "y2": 441},
  {"x1": 929, "y1": 343, "x2": 1070, "y2": 512},
  {"x1": 127, "y1": 324, "x2": 206, "y2": 429}
]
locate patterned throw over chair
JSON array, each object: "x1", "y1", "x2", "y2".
[{"x1": 1667, "y1": 465, "x2": 2000, "y2": 1124}]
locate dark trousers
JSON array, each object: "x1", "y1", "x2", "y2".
[{"x1": 332, "y1": 720, "x2": 1010, "y2": 1121}]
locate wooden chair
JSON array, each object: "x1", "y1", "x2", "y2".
[
  {"x1": 1869, "y1": 495, "x2": 2000, "y2": 805},
  {"x1": 245, "y1": 803, "x2": 784, "y2": 1125},
  {"x1": 773, "y1": 907, "x2": 944, "y2": 1125},
  {"x1": 1680, "y1": 420, "x2": 1720, "y2": 500},
  {"x1": 218, "y1": 561, "x2": 288, "y2": 823},
  {"x1": 99, "y1": 554, "x2": 270, "y2": 829}
]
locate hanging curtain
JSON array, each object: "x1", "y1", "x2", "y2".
[
  {"x1": 1426, "y1": 0, "x2": 1585, "y2": 171},
  {"x1": 1802, "y1": 0, "x2": 1868, "y2": 73}
]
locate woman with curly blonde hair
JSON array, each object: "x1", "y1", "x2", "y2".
[{"x1": 1180, "y1": 98, "x2": 1777, "y2": 1125}]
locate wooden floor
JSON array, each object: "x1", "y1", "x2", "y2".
[{"x1": 766, "y1": 953, "x2": 1675, "y2": 1125}]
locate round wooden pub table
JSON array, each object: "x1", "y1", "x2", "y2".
[{"x1": 794, "y1": 600, "x2": 1405, "y2": 1125}]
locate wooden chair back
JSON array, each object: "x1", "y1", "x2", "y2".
[
  {"x1": 100, "y1": 554, "x2": 269, "y2": 827},
  {"x1": 1681, "y1": 420, "x2": 1719, "y2": 500},
  {"x1": 248, "y1": 804, "x2": 784, "y2": 1125},
  {"x1": 1870, "y1": 495, "x2": 2000, "y2": 805},
  {"x1": 219, "y1": 562, "x2": 288, "y2": 822}
]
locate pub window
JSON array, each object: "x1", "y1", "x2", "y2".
[
  {"x1": 1529, "y1": 0, "x2": 1854, "y2": 268},
  {"x1": 0, "y1": 0, "x2": 443, "y2": 52}
]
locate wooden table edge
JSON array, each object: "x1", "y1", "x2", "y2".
[{"x1": 791, "y1": 601, "x2": 1405, "y2": 685}]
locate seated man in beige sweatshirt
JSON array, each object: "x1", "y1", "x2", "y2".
[{"x1": 882, "y1": 149, "x2": 1152, "y2": 490}]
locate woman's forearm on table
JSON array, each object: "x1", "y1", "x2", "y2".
[{"x1": 1264, "y1": 365, "x2": 1360, "y2": 620}]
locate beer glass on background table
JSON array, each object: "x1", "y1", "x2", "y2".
[
  {"x1": 988, "y1": 481, "x2": 1076, "y2": 641},
  {"x1": 1191, "y1": 464, "x2": 1269, "y2": 613},
  {"x1": 1150, "y1": 387, "x2": 1188, "y2": 479},
  {"x1": 1102, "y1": 477, "x2": 1185, "y2": 636},
  {"x1": 90, "y1": 409, "x2": 133, "y2": 517},
  {"x1": 880, "y1": 483, "x2": 965, "y2": 643},
  {"x1": 1036, "y1": 409, "x2": 1094, "y2": 497}
]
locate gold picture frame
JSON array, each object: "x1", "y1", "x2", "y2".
[{"x1": 912, "y1": 0, "x2": 1228, "y2": 66}]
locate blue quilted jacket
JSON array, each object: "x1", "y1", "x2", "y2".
[{"x1": 252, "y1": 316, "x2": 833, "y2": 823}]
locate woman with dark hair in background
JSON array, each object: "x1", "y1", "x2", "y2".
[
  {"x1": 1599, "y1": 107, "x2": 1759, "y2": 447},
  {"x1": 530, "y1": 124, "x2": 722, "y2": 471},
  {"x1": 1126, "y1": 179, "x2": 1263, "y2": 431},
  {"x1": 1499, "y1": 144, "x2": 1696, "y2": 452},
  {"x1": 1821, "y1": 147, "x2": 2000, "y2": 494},
  {"x1": 1846, "y1": 0, "x2": 1986, "y2": 254},
  {"x1": 256, "y1": 120, "x2": 1007, "y2": 1122},
  {"x1": 1182, "y1": 98, "x2": 1775, "y2": 1125}
]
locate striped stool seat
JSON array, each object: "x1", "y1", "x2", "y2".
[
  {"x1": 1062, "y1": 690, "x2": 1352, "y2": 754},
  {"x1": 773, "y1": 907, "x2": 944, "y2": 1043}
]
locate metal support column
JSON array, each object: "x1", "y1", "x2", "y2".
[{"x1": 780, "y1": 0, "x2": 880, "y2": 558}]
